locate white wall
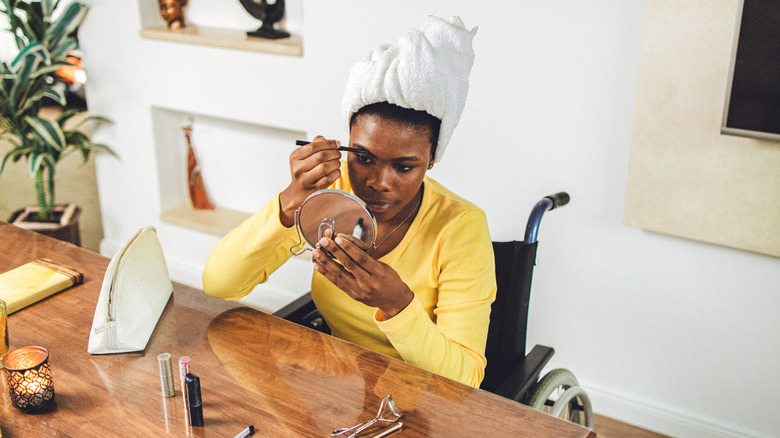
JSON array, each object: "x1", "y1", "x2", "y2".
[{"x1": 78, "y1": 1, "x2": 780, "y2": 437}]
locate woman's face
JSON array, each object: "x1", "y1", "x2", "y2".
[{"x1": 347, "y1": 114, "x2": 433, "y2": 224}]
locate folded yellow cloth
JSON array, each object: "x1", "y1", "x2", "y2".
[{"x1": 0, "y1": 258, "x2": 83, "y2": 314}]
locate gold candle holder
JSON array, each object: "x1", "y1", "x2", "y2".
[
  {"x1": 2, "y1": 346, "x2": 55, "y2": 412},
  {"x1": 0, "y1": 299, "x2": 8, "y2": 367}
]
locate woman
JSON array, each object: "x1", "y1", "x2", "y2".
[{"x1": 203, "y1": 16, "x2": 496, "y2": 387}]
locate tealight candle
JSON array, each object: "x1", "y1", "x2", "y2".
[{"x1": 2, "y1": 346, "x2": 55, "y2": 412}]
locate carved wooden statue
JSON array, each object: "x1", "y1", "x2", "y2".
[
  {"x1": 182, "y1": 120, "x2": 214, "y2": 210},
  {"x1": 159, "y1": 0, "x2": 188, "y2": 30}
]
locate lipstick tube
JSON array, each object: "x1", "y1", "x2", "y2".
[
  {"x1": 178, "y1": 356, "x2": 191, "y2": 423},
  {"x1": 184, "y1": 372, "x2": 204, "y2": 426},
  {"x1": 157, "y1": 353, "x2": 175, "y2": 397}
]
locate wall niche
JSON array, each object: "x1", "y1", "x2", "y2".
[{"x1": 151, "y1": 106, "x2": 304, "y2": 236}]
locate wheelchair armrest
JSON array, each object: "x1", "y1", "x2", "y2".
[
  {"x1": 494, "y1": 344, "x2": 555, "y2": 402},
  {"x1": 273, "y1": 291, "x2": 316, "y2": 320}
]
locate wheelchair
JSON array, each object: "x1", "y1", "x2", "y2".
[{"x1": 274, "y1": 192, "x2": 593, "y2": 429}]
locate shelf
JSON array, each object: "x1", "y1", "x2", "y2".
[
  {"x1": 140, "y1": 25, "x2": 302, "y2": 56},
  {"x1": 161, "y1": 203, "x2": 250, "y2": 237}
]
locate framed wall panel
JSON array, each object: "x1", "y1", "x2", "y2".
[{"x1": 624, "y1": 0, "x2": 780, "y2": 258}]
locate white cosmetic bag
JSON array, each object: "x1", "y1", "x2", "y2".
[{"x1": 88, "y1": 226, "x2": 173, "y2": 354}]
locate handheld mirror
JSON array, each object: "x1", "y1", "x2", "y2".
[{"x1": 290, "y1": 189, "x2": 377, "y2": 256}]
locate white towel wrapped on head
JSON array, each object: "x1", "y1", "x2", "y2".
[{"x1": 342, "y1": 16, "x2": 478, "y2": 163}]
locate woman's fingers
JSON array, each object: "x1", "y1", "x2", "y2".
[
  {"x1": 312, "y1": 247, "x2": 356, "y2": 294},
  {"x1": 279, "y1": 136, "x2": 342, "y2": 227},
  {"x1": 293, "y1": 137, "x2": 341, "y2": 164},
  {"x1": 311, "y1": 236, "x2": 369, "y2": 295},
  {"x1": 312, "y1": 236, "x2": 413, "y2": 316},
  {"x1": 335, "y1": 233, "x2": 370, "y2": 252},
  {"x1": 299, "y1": 160, "x2": 341, "y2": 189},
  {"x1": 290, "y1": 139, "x2": 342, "y2": 189},
  {"x1": 323, "y1": 236, "x2": 374, "y2": 275}
]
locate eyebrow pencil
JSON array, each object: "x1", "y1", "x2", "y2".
[{"x1": 295, "y1": 140, "x2": 368, "y2": 155}]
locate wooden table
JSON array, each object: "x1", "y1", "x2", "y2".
[{"x1": 0, "y1": 222, "x2": 595, "y2": 437}]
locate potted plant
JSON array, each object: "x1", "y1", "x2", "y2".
[{"x1": 0, "y1": 0, "x2": 115, "y2": 245}]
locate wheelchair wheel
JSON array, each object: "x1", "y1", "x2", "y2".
[{"x1": 528, "y1": 368, "x2": 594, "y2": 429}]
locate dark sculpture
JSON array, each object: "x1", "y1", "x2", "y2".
[{"x1": 238, "y1": 0, "x2": 290, "y2": 40}]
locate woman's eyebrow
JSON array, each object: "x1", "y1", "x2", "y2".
[
  {"x1": 393, "y1": 155, "x2": 422, "y2": 162},
  {"x1": 350, "y1": 144, "x2": 422, "y2": 162},
  {"x1": 350, "y1": 145, "x2": 376, "y2": 158}
]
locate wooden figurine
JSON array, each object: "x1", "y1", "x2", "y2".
[
  {"x1": 182, "y1": 119, "x2": 214, "y2": 210},
  {"x1": 159, "y1": 0, "x2": 188, "y2": 30}
]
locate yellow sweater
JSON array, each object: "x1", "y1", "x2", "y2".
[{"x1": 203, "y1": 167, "x2": 496, "y2": 387}]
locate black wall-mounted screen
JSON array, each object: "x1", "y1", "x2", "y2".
[{"x1": 721, "y1": 0, "x2": 780, "y2": 142}]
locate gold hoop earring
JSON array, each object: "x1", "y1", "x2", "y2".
[{"x1": 427, "y1": 163, "x2": 434, "y2": 170}]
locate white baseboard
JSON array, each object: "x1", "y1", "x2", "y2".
[{"x1": 583, "y1": 381, "x2": 767, "y2": 438}]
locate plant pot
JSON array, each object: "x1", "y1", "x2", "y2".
[{"x1": 8, "y1": 203, "x2": 82, "y2": 246}]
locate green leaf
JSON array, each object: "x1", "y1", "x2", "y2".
[
  {"x1": 72, "y1": 114, "x2": 112, "y2": 131},
  {"x1": 0, "y1": 0, "x2": 12, "y2": 14},
  {"x1": 56, "y1": 108, "x2": 79, "y2": 126},
  {"x1": 61, "y1": 139, "x2": 118, "y2": 163},
  {"x1": 6, "y1": 143, "x2": 34, "y2": 157},
  {"x1": 28, "y1": 152, "x2": 55, "y2": 176},
  {"x1": 64, "y1": 129, "x2": 89, "y2": 145},
  {"x1": 1, "y1": 136, "x2": 25, "y2": 152},
  {"x1": 41, "y1": 0, "x2": 54, "y2": 18},
  {"x1": 29, "y1": 60, "x2": 69, "y2": 79},
  {"x1": 25, "y1": 115, "x2": 66, "y2": 152},
  {"x1": 88, "y1": 143, "x2": 118, "y2": 158},
  {"x1": 46, "y1": 2, "x2": 86, "y2": 49},
  {"x1": 41, "y1": 87, "x2": 66, "y2": 106},
  {"x1": 43, "y1": 153, "x2": 56, "y2": 177},
  {"x1": 28, "y1": 152, "x2": 44, "y2": 177},
  {"x1": 44, "y1": 153, "x2": 55, "y2": 206},
  {"x1": 15, "y1": 1, "x2": 44, "y2": 42},
  {"x1": 52, "y1": 37, "x2": 76, "y2": 59},
  {"x1": 11, "y1": 42, "x2": 47, "y2": 69},
  {"x1": 0, "y1": 150, "x2": 17, "y2": 177},
  {"x1": 9, "y1": 53, "x2": 41, "y2": 108},
  {"x1": 60, "y1": 125, "x2": 118, "y2": 161},
  {"x1": 18, "y1": 19, "x2": 37, "y2": 47},
  {"x1": 17, "y1": 77, "x2": 67, "y2": 116}
]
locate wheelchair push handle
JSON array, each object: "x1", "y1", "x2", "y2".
[
  {"x1": 545, "y1": 192, "x2": 570, "y2": 210},
  {"x1": 524, "y1": 192, "x2": 570, "y2": 244}
]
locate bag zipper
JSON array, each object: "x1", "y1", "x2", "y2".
[{"x1": 93, "y1": 228, "x2": 148, "y2": 336}]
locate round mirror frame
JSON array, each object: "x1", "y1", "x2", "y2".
[{"x1": 289, "y1": 189, "x2": 377, "y2": 256}]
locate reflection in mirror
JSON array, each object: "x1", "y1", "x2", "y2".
[{"x1": 290, "y1": 189, "x2": 376, "y2": 256}]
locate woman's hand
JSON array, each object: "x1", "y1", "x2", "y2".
[
  {"x1": 279, "y1": 136, "x2": 343, "y2": 227},
  {"x1": 312, "y1": 235, "x2": 414, "y2": 320}
]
